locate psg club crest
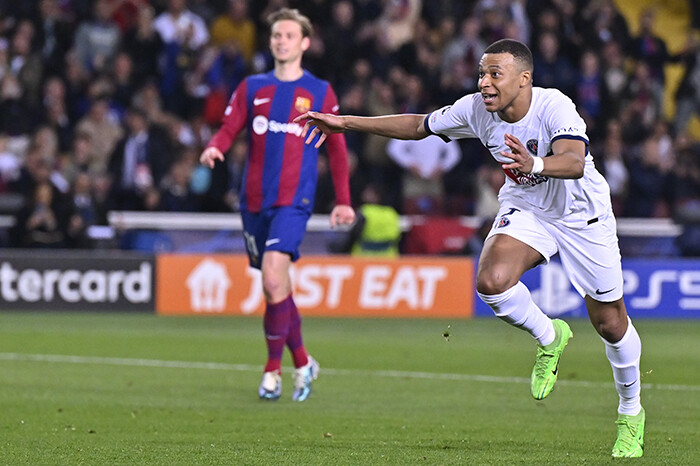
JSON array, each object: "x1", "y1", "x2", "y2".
[
  {"x1": 526, "y1": 139, "x2": 538, "y2": 155},
  {"x1": 496, "y1": 217, "x2": 510, "y2": 228},
  {"x1": 295, "y1": 96, "x2": 311, "y2": 113}
]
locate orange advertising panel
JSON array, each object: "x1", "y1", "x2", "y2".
[{"x1": 156, "y1": 254, "x2": 474, "y2": 318}]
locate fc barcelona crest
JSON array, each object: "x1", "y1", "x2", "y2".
[
  {"x1": 295, "y1": 96, "x2": 311, "y2": 113},
  {"x1": 526, "y1": 139, "x2": 538, "y2": 155}
]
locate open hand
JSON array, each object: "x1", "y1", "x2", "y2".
[
  {"x1": 293, "y1": 111, "x2": 346, "y2": 148},
  {"x1": 499, "y1": 133, "x2": 535, "y2": 173}
]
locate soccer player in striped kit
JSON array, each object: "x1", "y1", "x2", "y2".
[{"x1": 200, "y1": 8, "x2": 355, "y2": 402}]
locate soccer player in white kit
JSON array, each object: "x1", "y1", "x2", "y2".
[{"x1": 295, "y1": 39, "x2": 645, "y2": 458}]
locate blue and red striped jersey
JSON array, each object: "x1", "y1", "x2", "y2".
[{"x1": 207, "y1": 70, "x2": 350, "y2": 213}]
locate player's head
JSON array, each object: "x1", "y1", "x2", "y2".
[
  {"x1": 478, "y1": 39, "x2": 534, "y2": 120},
  {"x1": 267, "y1": 8, "x2": 312, "y2": 65}
]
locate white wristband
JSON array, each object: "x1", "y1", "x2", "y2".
[{"x1": 530, "y1": 156, "x2": 544, "y2": 175}]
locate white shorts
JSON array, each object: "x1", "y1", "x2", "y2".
[{"x1": 485, "y1": 205, "x2": 624, "y2": 302}]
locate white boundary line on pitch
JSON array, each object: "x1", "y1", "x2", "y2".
[{"x1": 0, "y1": 352, "x2": 697, "y2": 393}]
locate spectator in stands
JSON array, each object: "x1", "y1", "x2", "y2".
[
  {"x1": 107, "y1": 0, "x2": 149, "y2": 34},
  {"x1": 0, "y1": 74, "x2": 38, "y2": 138},
  {"x1": 596, "y1": 120, "x2": 629, "y2": 215},
  {"x1": 386, "y1": 128, "x2": 461, "y2": 215},
  {"x1": 154, "y1": 0, "x2": 210, "y2": 51},
  {"x1": 672, "y1": 31, "x2": 700, "y2": 135},
  {"x1": 62, "y1": 53, "x2": 91, "y2": 122},
  {"x1": 619, "y1": 61, "x2": 664, "y2": 145},
  {"x1": 60, "y1": 130, "x2": 94, "y2": 183},
  {"x1": 477, "y1": 0, "x2": 530, "y2": 45},
  {"x1": 154, "y1": 0, "x2": 210, "y2": 117},
  {"x1": 532, "y1": 31, "x2": 576, "y2": 95},
  {"x1": 36, "y1": 0, "x2": 74, "y2": 78},
  {"x1": 575, "y1": 50, "x2": 603, "y2": 135},
  {"x1": 160, "y1": 154, "x2": 200, "y2": 212},
  {"x1": 15, "y1": 180, "x2": 68, "y2": 248},
  {"x1": 629, "y1": 8, "x2": 669, "y2": 86},
  {"x1": 363, "y1": 79, "x2": 400, "y2": 205},
  {"x1": 122, "y1": 4, "x2": 163, "y2": 90},
  {"x1": 320, "y1": 1, "x2": 359, "y2": 91},
  {"x1": 65, "y1": 171, "x2": 98, "y2": 248},
  {"x1": 75, "y1": 95, "x2": 123, "y2": 175},
  {"x1": 440, "y1": 16, "x2": 486, "y2": 88},
  {"x1": 209, "y1": 0, "x2": 257, "y2": 64},
  {"x1": 600, "y1": 40, "x2": 629, "y2": 121},
  {"x1": 624, "y1": 132, "x2": 669, "y2": 218},
  {"x1": 194, "y1": 41, "x2": 247, "y2": 126},
  {"x1": 72, "y1": 0, "x2": 122, "y2": 74},
  {"x1": 580, "y1": 0, "x2": 631, "y2": 52},
  {"x1": 0, "y1": 134, "x2": 21, "y2": 192},
  {"x1": 671, "y1": 134, "x2": 700, "y2": 256},
  {"x1": 107, "y1": 106, "x2": 173, "y2": 210},
  {"x1": 41, "y1": 76, "x2": 73, "y2": 153},
  {"x1": 9, "y1": 20, "x2": 44, "y2": 110},
  {"x1": 110, "y1": 51, "x2": 137, "y2": 110},
  {"x1": 374, "y1": 0, "x2": 422, "y2": 53},
  {"x1": 670, "y1": 133, "x2": 700, "y2": 212}
]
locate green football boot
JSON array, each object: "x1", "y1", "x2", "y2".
[
  {"x1": 612, "y1": 408, "x2": 645, "y2": 458},
  {"x1": 530, "y1": 319, "x2": 573, "y2": 400}
]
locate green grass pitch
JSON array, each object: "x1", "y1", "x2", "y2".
[{"x1": 0, "y1": 312, "x2": 698, "y2": 464}]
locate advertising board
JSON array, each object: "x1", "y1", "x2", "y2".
[
  {"x1": 156, "y1": 254, "x2": 474, "y2": 318},
  {"x1": 0, "y1": 251, "x2": 154, "y2": 311},
  {"x1": 474, "y1": 258, "x2": 700, "y2": 319}
]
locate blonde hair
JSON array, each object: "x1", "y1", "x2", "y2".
[{"x1": 266, "y1": 8, "x2": 313, "y2": 38}]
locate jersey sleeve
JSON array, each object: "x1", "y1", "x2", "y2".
[
  {"x1": 321, "y1": 85, "x2": 351, "y2": 205},
  {"x1": 424, "y1": 94, "x2": 480, "y2": 141},
  {"x1": 544, "y1": 91, "x2": 589, "y2": 146},
  {"x1": 207, "y1": 79, "x2": 248, "y2": 153}
]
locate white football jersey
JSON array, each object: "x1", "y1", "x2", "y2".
[{"x1": 425, "y1": 87, "x2": 612, "y2": 227}]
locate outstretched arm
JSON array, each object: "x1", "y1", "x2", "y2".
[{"x1": 293, "y1": 112, "x2": 429, "y2": 148}]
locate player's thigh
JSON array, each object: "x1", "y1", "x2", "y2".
[
  {"x1": 551, "y1": 215, "x2": 624, "y2": 302},
  {"x1": 477, "y1": 206, "x2": 555, "y2": 294},
  {"x1": 241, "y1": 209, "x2": 269, "y2": 269},
  {"x1": 266, "y1": 206, "x2": 311, "y2": 263}
]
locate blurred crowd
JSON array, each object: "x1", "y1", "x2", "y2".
[{"x1": 0, "y1": 0, "x2": 699, "y2": 249}]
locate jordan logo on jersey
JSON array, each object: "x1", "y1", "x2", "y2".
[{"x1": 295, "y1": 96, "x2": 311, "y2": 113}]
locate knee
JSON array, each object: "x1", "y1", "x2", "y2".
[
  {"x1": 476, "y1": 266, "x2": 516, "y2": 296},
  {"x1": 591, "y1": 304, "x2": 628, "y2": 342},
  {"x1": 261, "y1": 270, "x2": 289, "y2": 301}
]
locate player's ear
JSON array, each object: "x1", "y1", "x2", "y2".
[
  {"x1": 301, "y1": 36, "x2": 311, "y2": 52},
  {"x1": 520, "y1": 70, "x2": 532, "y2": 87}
]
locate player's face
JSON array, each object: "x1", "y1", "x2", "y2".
[
  {"x1": 478, "y1": 53, "x2": 531, "y2": 120},
  {"x1": 270, "y1": 20, "x2": 310, "y2": 65}
]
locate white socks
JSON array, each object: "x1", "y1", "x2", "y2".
[
  {"x1": 478, "y1": 281, "x2": 555, "y2": 346},
  {"x1": 603, "y1": 318, "x2": 642, "y2": 416}
]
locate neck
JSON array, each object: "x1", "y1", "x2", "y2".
[
  {"x1": 274, "y1": 61, "x2": 303, "y2": 81},
  {"x1": 498, "y1": 87, "x2": 533, "y2": 123}
]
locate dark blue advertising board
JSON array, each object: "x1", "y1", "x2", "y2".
[
  {"x1": 474, "y1": 258, "x2": 700, "y2": 318},
  {"x1": 0, "y1": 250, "x2": 154, "y2": 311}
]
